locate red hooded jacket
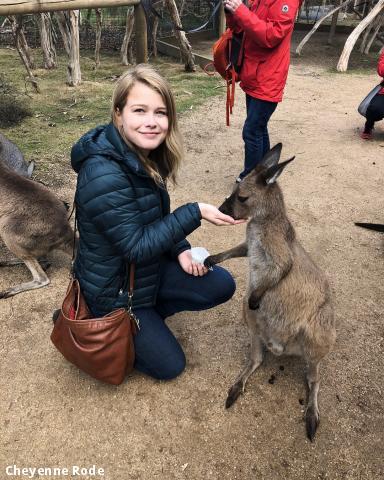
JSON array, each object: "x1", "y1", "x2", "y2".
[
  {"x1": 226, "y1": 0, "x2": 300, "y2": 102},
  {"x1": 378, "y1": 50, "x2": 384, "y2": 94}
]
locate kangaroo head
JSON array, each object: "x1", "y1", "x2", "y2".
[{"x1": 219, "y1": 143, "x2": 295, "y2": 220}]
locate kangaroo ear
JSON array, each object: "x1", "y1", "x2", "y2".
[
  {"x1": 260, "y1": 143, "x2": 283, "y2": 170},
  {"x1": 263, "y1": 156, "x2": 295, "y2": 185}
]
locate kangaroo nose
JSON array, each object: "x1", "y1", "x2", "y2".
[{"x1": 219, "y1": 196, "x2": 231, "y2": 214}]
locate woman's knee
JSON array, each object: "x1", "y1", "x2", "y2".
[
  {"x1": 210, "y1": 267, "x2": 236, "y2": 304},
  {"x1": 366, "y1": 103, "x2": 384, "y2": 121},
  {"x1": 136, "y1": 349, "x2": 186, "y2": 381}
]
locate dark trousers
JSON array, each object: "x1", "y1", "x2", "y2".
[
  {"x1": 240, "y1": 95, "x2": 278, "y2": 179},
  {"x1": 132, "y1": 260, "x2": 236, "y2": 380},
  {"x1": 364, "y1": 93, "x2": 384, "y2": 132}
]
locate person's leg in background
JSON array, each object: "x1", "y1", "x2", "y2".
[
  {"x1": 362, "y1": 93, "x2": 384, "y2": 139},
  {"x1": 132, "y1": 261, "x2": 236, "y2": 381},
  {"x1": 238, "y1": 95, "x2": 278, "y2": 181}
]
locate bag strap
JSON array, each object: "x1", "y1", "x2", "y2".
[{"x1": 71, "y1": 209, "x2": 137, "y2": 324}]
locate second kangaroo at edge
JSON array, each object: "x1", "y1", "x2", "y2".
[{"x1": 205, "y1": 144, "x2": 336, "y2": 442}]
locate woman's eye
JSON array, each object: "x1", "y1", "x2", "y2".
[
  {"x1": 133, "y1": 108, "x2": 145, "y2": 113},
  {"x1": 237, "y1": 195, "x2": 248, "y2": 203},
  {"x1": 157, "y1": 111, "x2": 168, "y2": 116}
]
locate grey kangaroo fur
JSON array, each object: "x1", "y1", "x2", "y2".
[
  {"x1": 0, "y1": 132, "x2": 34, "y2": 177},
  {"x1": 205, "y1": 144, "x2": 336, "y2": 442},
  {"x1": 0, "y1": 160, "x2": 74, "y2": 298}
]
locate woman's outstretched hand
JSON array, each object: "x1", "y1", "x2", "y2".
[
  {"x1": 178, "y1": 250, "x2": 208, "y2": 277},
  {"x1": 198, "y1": 203, "x2": 247, "y2": 226}
]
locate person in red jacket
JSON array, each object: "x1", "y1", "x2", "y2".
[
  {"x1": 361, "y1": 50, "x2": 384, "y2": 140},
  {"x1": 224, "y1": 0, "x2": 300, "y2": 181}
]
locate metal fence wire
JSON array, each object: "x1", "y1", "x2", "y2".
[{"x1": 0, "y1": 1, "x2": 216, "y2": 51}]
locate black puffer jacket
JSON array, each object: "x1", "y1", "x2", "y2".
[{"x1": 71, "y1": 123, "x2": 201, "y2": 315}]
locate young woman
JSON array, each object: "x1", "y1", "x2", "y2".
[
  {"x1": 71, "y1": 64, "x2": 244, "y2": 380},
  {"x1": 361, "y1": 50, "x2": 384, "y2": 140}
]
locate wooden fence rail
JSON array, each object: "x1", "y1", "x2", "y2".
[
  {"x1": 0, "y1": 0, "x2": 148, "y2": 64},
  {"x1": 0, "y1": 0, "x2": 140, "y2": 16}
]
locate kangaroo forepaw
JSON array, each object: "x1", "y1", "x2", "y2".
[
  {"x1": 204, "y1": 255, "x2": 217, "y2": 268},
  {"x1": 0, "y1": 290, "x2": 12, "y2": 299},
  {"x1": 225, "y1": 381, "x2": 244, "y2": 409},
  {"x1": 305, "y1": 407, "x2": 320, "y2": 442}
]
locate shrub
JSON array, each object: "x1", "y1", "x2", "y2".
[{"x1": 0, "y1": 75, "x2": 32, "y2": 128}]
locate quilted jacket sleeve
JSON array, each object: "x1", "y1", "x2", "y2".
[
  {"x1": 170, "y1": 239, "x2": 191, "y2": 259},
  {"x1": 233, "y1": 0, "x2": 298, "y2": 49},
  {"x1": 76, "y1": 157, "x2": 201, "y2": 263}
]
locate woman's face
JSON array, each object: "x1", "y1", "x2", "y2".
[{"x1": 116, "y1": 82, "x2": 169, "y2": 156}]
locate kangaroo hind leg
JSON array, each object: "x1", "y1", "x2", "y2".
[
  {"x1": 0, "y1": 258, "x2": 49, "y2": 299},
  {"x1": 305, "y1": 360, "x2": 321, "y2": 442},
  {"x1": 226, "y1": 307, "x2": 264, "y2": 408}
]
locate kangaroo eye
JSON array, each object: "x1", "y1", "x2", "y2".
[{"x1": 237, "y1": 195, "x2": 248, "y2": 203}]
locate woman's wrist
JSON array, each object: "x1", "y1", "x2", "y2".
[{"x1": 197, "y1": 202, "x2": 206, "y2": 219}]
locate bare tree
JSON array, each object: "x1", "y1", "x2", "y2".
[
  {"x1": 296, "y1": 0, "x2": 384, "y2": 71},
  {"x1": 121, "y1": 6, "x2": 135, "y2": 65},
  {"x1": 151, "y1": 15, "x2": 160, "y2": 57},
  {"x1": 337, "y1": 0, "x2": 384, "y2": 71},
  {"x1": 54, "y1": 10, "x2": 81, "y2": 85},
  {"x1": 164, "y1": 0, "x2": 196, "y2": 72},
  {"x1": 363, "y1": 12, "x2": 384, "y2": 53},
  {"x1": 55, "y1": 11, "x2": 71, "y2": 55},
  {"x1": 67, "y1": 10, "x2": 81, "y2": 86},
  {"x1": 95, "y1": 8, "x2": 102, "y2": 68},
  {"x1": 296, "y1": 0, "x2": 354, "y2": 55},
  {"x1": 8, "y1": 15, "x2": 39, "y2": 93},
  {"x1": 39, "y1": 12, "x2": 56, "y2": 69},
  {"x1": 8, "y1": 15, "x2": 34, "y2": 70}
]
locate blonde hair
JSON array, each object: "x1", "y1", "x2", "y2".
[{"x1": 112, "y1": 64, "x2": 183, "y2": 185}]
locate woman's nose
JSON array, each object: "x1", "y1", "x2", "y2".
[{"x1": 144, "y1": 113, "x2": 157, "y2": 127}]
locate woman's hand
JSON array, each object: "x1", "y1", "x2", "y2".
[
  {"x1": 178, "y1": 250, "x2": 208, "y2": 277},
  {"x1": 223, "y1": 0, "x2": 242, "y2": 14},
  {"x1": 198, "y1": 203, "x2": 247, "y2": 226}
]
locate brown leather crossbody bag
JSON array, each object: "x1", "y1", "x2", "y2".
[{"x1": 51, "y1": 215, "x2": 139, "y2": 385}]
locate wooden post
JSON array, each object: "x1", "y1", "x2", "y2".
[
  {"x1": 95, "y1": 8, "x2": 102, "y2": 67},
  {"x1": 0, "y1": 0, "x2": 140, "y2": 16},
  {"x1": 67, "y1": 10, "x2": 81, "y2": 86},
  {"x1": 134, "y1": 3, "x2": 147, "y2": 64}
]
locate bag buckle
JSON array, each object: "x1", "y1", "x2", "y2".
[{"x1": 128, "y1": 292, "x2": 140, "y2": 330}]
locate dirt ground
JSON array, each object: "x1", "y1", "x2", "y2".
[{"x1": 1, "y1": 32, "x2": 384, "y2": 480}]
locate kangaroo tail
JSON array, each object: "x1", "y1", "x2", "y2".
[{"x1": 355, "y1": 222, "x2": 384, "y2": 233}]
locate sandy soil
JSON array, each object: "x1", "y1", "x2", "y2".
[{"x1": 1, "y1": 33, "x2": 384, "y2": 480}]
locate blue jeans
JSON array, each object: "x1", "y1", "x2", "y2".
[
  {"x1": 240, "y1": 95, "x2": 278, "y2": 179},
  {"x1": 133, "y1": 260, "x2": 236, "y2": 380}
]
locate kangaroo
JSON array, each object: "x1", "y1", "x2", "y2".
[
  {"x1": 0, "y1": 132, "x2": 34, "y2": 177},
  {"x1": 0, "y1": 160, "x2": 74, "y2": 298},
  {"x1": 205, "y1": 144, "x2": 336, "y2": 441}
]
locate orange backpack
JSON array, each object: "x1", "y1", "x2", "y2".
[{"x1": 211, "y1": 29, "x2": 245, "y2": 126}]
